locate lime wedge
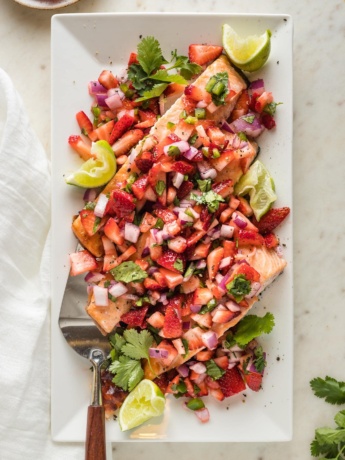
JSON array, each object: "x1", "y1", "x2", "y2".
[
  {"x1": 235, "y1": 160, "x2": 277, "y2": 220},
  {"x1": 222, "y1": 24, "x2": 271, "y2": 72},
  {"x1": 118, "y1": 379, "x2": 165, "y2": 431},
  {"x1": 65, "y1": 140, "x2": 116, "y2": 188}
]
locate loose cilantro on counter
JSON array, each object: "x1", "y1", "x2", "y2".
[
  {"x1": 310, "y1": 376, "x2": 345, "y2": 458},
  {"x1": 111, "y1": 261, "x2": 148, "y2": 283}
]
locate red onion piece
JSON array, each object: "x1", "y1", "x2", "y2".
[
  {"x1": 142, "y1": 245, "x2": 150, "y2": 257},
  {"x1": 160, "y1": 292, "x2": 169, "y2": 305},
  {"x1": 95, "y1": 93, "x2": 109, "y2": 108},
  {"x1": 227, "y1": 362, "x2": 237, "y2": 370},
  {"x1": 149, "y1": 348, "x2": 169, "y2": 359},
  {"x1": 179, "y1": 199, "x2": 194, "y2": 208},
  {"x1": 94, "y1": 193, "x2": 109, "y2": 218},
  {"x1": 196, "y1": 100, "x2": 208, "y2": 108},
  {"x1": 201, "y1": 331, "x2": 218, "y2": 350},
  {"x1": 83, "y1": 187, "x2": 102, "y2": 202},
  {"x1": 148, "y1": 266, "x2": 159, "y2": 276},
  {"x1": 220, "y1": 224, "x2": 234, "y2": 239},
  {"x1": 88, "y1": 81, "x2": 107, "y2": 94},
  {"x1": 172, "y1": 172, "x2": 185, "y2": 189},
  {"x1": 182, "y1": 321, "x2": 190, "y2": 330},
  {"x1": 84, "y1": 271, "x2": 105, "y2": 284},
  {"x1": 232, "y1": 212, "x2": 248, "y2": 229},
  {"x1": 163, "y1": 140, "x2": 190, "y2": 155},
  {"x1": 179, "y1": 211, "x2": 194, "y2": 223},
  {"x1": 122, "y1": 294, "x2": 139, "y2": 301},
  {"x1": 105, "y1": 93, "x2": 123, "y2": 111},
  {"x1": 218, "y1": 271, "x2": 232, "y2": 291},
  {"x1": 222, "y1": 121, "x2": 235, "y2": 133},
  {"x1": 245, "y1": 281, "x2": 262, "y2": 299},
  {"x1": 108, "y1": 282, "x2": 128, "y2": 298},
  {"x1": 219, "y1": 256, "x2": 232, "y2": 270},
  {"x1": 107, "y1": 87, "x2": 125, "y2": 99},
  {"x1": 194, "y1": 407, "x2": 210, "y2": 423},
  {"x1": 189, "y1": 362, "x2": 207, "y2": 374},
  {"x1": 229, "y1": 113, "x2": 264, "y2": 138},
  {"x1": 183, "y1": 146, "x2": 199, "y2": 160},
  {"x1": 197, "y1": 160, "x2": 217, "y2": 180},
  {"x1": 177, "y1": 364, "x2": 190, "y2": 377},
  {"x1": 190, "y1": 304, "x2": 202, "y2": 313},
  {"x1": 225, "y1": 300, "x2": 241, "y2": 312},
  {"x1": 93, "y1": 285, "x2": 109, "y2": 307},
  {"x1": 195, "y1": 259, "x2": 206, "y2": 269},
  {"x1": 250, "y1": 78, "x2": 265, "y2": 95},
  {"x1": 124, "y1": 223, "x2": 140, "y2": 243}
]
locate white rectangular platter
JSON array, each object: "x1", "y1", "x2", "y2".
[{"x1": 51, "y1": 12, "x2": 293, "y2": 442}]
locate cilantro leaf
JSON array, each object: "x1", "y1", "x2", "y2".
[
  {"x1": 135, "y1": 83, "x2": 169, "y2": 102},
  {"x1": 190, "y1": 190, "x2": 224, "y2": 213},
  {"x1": 169, "y1": 52, "x2": 203, "y2": 79},
  {"x1": 109, "y1": 333, "x2": 126, "y2": 357},
  {"x1": 155, "y1": 180, "x2": 166, "y2": 196},
  {"x1": 197, "y1": 179, "x2": 212, "y2": 193},
  {"x1": 173, "y1": 258, "x2": 184, "y2": 273},
  {"x1": 148, "y1": 69, "x2": 187, "y2": 85},
  {"x1": 310, "y1": 377, "x2": 345, "y2": 405},
  {"x1": 111, "y1": 261, "x2": 148, "y2": 283},
  {"x1": 109, "y1": 355, "x2": 144, "y2": 392},
  {"x1": 121, "y1": 329, "x2": 153, "y2": 361},
  {"x1": 234, "y1": 313, "x2": 275, "y2": 347},
  {"x1": 241, "y1": 114, "x2": 255, "y2": 124},
  {"x1": 137, "y1": 36, "x2": 167, "y2": 76},
  {"x1": 226, "y1": 274, "x2": 251, "y2": 302},
  {"x1": 253, "y1": 346, "x2": 266, "y2": 373},
  {"x1": 205, "y1": 359, "x2": 226, "y2": 380},
  {"x1": 127, "y1": 63, "x2": 151, "y2": 92},
  {"x1": 335, "y1": 410, "x2": 345, "y2": 429}
]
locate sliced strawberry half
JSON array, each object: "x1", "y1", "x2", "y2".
[
  {"x1": 157, "y1": 249, "x2": 185, "y2": 274},
  {"x1": 68, "y1": 135, "x2": 92, "y2": 161},
  {"x1": 163, "y1": 298, "x2": 182, "y2": 338},
  {"x1": 153, "y1": 207, "x2": 177, "y2": 224},
  {"x1": 98, "y1": 70, "x2": 119, "y2": 89},
  {"x1": 79, "y1": 208, "x2": 104, "y2": 236},
  {"x1": 171, "y1": 161, "x2": 195, "y2": 175},
  {"x1": 176, "y1": 180, "x2": 193, "y2": 199},
  {"x1": 242, "y1": 371, "x2": 263, "y2": 392},
  {"x1": 131, "y1": 174, "x2": 149, "y2": 200},
  {"x1": 188, "y1": 44, "x2": 223, "y2": 66},
  {"x1": 69, "y1": 250, "x2": 98, "y2": 276},
  {"x1": 252, "y1": 207, "x2": 290, "y2": 234},
  {"x1": 106, "y1": 190, "x2": 136, "y2": 218},
  {"x1": 218, "y1": 366, "x2": 246, "y2": 397},
  {"x1": 135, "y1": 151, "x2": 154, "y2": 173},
  {"x1": 120, "y1": 306, "x2": 148, "y2": 328},
  {"x1": 109, "y1": 113, "x2": 135, "y2": 145}
]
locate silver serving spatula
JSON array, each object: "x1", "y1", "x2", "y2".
[{"x1": 58, "y1": 246, "x2": 110, "y2": 460}]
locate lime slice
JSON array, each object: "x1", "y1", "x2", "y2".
[
  {"x1": 222, "y1": 24, "x2": 271, "y2": 72},
  {"x1": 65, "y1": 140, "x2": 116, "y2": 188},
  {"x1": 118, "y1": 379, "x2": 165, "y2": 431},
  {"x1": 235, "y1": 160, "x2": 277, "y2": 220}
]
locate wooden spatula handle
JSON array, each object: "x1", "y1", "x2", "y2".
[{"x1": 85, "y1": 405, "x2": 106, "y2": 460}]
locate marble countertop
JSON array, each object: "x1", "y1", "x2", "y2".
[{"x1": 1, "y1": 0, "x2": 344, "y2": 459}]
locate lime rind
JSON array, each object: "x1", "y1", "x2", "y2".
[
  {"x1": 119, "y1": 379, "x2": 165, "y2": 431},
  {"x1": 222, "y1": 24, "x2": 271, "y2": 72},
  {"x1": 65, "y1": 140, "x2": 116, "y2": 188},
  {"x1": 235, "y1": 160, "x2": 277, "y2": 220}
]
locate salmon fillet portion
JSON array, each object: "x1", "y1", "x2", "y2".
[{"x1": 144, "y1": 246, "x2": 286, "y2": 378}]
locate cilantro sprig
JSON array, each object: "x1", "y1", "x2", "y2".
[
  {"x1": 108, "y1": 329, "x2": 154, "y2": 392},
  {"x1": 233, "y1": 313, "x2": 275, "y2": 347},
  {"x1": 190, "y1": 190, "x2": 225, "y2": 213},
  {"x1": 128, "y1": 36, "x2": 202, "y2": 102},
  {"x1": 310, "y1": 376, "x2": 345, "y2": 458}
]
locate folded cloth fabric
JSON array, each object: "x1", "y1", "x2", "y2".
[{"x1": 0, "y1": 69, "x2": 85, "y2": 459}]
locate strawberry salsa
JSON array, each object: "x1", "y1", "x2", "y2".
[{"x1": 67, "y1": 35, "x2": 290, "y2": 424}]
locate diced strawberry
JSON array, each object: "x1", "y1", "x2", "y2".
[
  {"x1": 112, "y1": 129, "x2": 144, "y2": 157},
  {"x1": 153, "y1": 208, "x2": 177, "y2": 224},
  {"x1": 242, "y1": 371, "x2": 263, "y2": 392},
  {"x1": 164, "y1": 221, "x2": 181, "y2": 237},
  {"x1": 76, "y1": 111, "x2": 94, "y2": 137},
  {"x1": 69, "y1": 250, "x2": 98, "y2": 276},
  {"x1": 252, "y1": 207, "x2": 290, "y2": 234},
  {"x1": 181, "y1": 275, "x2": 200, "y2": 294},
  {"x1": 183, "y1": 326, "x2": 204, "y2": 350},
  {"x1": 157, "y1": 249, "x2": 185, "y2": 274},
  {"x1": 212, "y1": 309, "x2": 239, "y2": 324},
  {"x1": 139, "y1": 212, "x2": 157, "y2": 233},
  {"x1": 128, "y1": 52, "x2": 138, "y2": 66},
  {"x1": 213, "y1": 356, "x2": 229, "y2": 370},
  {"x1": 193, "y1": 288, "x2": 213, "y2": 305},
  {"x1": 212, "y1": 179, "x2": 233, "y2": 198},
  {"x1": 189, "y1": 243, "x2": 211, "y2": 261},
  {"x1": 149, "y1": 243, "x2": 163, "y2": 261},
  {"x1": 208, "y1": 387, "x2": 225, "y2": 401},
  {"x1": 207, "y1": 127, "x2": 226, "y2": 146},
  {"x1": 135, "y1": 109, "x2": 157, "y2": 129},
  {"x1": 135, "y1": 259, "x2": 149, "y2": 271},
  {"x1": 92, "y1": 120, "x2": 115, "y2": 143},
  {"x1": 233, "y1": 262, "x2": 261, "y2": 283},
  {"x1": 143, "y1": 277, "x2": 165, "y2": 291},
  {"x1": 109, "y1": 114, "x2": 135, "y2": 145},
  {"x1": 172, "y1": 338, "x2": 186, "y2": 355},
  {"x1": 153, "y1": 373, "x2": 169, "y2": 395},
  {"x1": 218, "y1": 366, "x2": 246, "y2": 397},
  {"x1": 186, "y1": 230, "x2": 206, "y2": 247},
  {"x1": 98, "y1": 70, "x2": 119, "y2": 89},
  {"x1": 147, "y1": 311, "x2": 165, "y2": 329},
  {"x1": 261, "y1": 112, "x2": 276, "y2": 130},
  {"x1": 184, "y1": 85, "x2": 212, "y2": 103},
  {"x1": 207, "y1": 247, "x2": 224, "y2": 280},
  {"x1": 154, "y1": 340, "x2": 178, "y2": 368},
  {"x1": 222, "y1": 240, "x2": 236, "y2": 259},
  {"x1": 205, "y1": 375, "x2": 220, "y2": 390},
  {"x1": 159, "y1": 268, "x2": 184, "y2": 289},
  {"x1": 167, "y1": 236, "x2": 187, "y2": 254},
  {"x1": 171, "y1": 161, "x2": 195, "y2": 175},
  {"x1": 135, "y1": 151, "x2": 154, "y2": 173},
  {"x1": 254, "y1": 91, "x2": 273, "y2": 113},
  {"x1": 106, "y1": 190, "x2": 136, "y2": 218},
  {"x1": 264, "y1": 232, "x2": 279, "y2": 248},
  {"x1": 79, "y1": 208, "x2": 103, "y2": 236},
  {"x1": 191, "y1": 312, "x2": 213, "y2": 328},
  {"x1": 163, "y1": 298, "x2": 182, "y2": 338},
  {"x1": 189, "y1": 150, "x2": 204, "y2": 162},
  {"x1": 176, "y1": 180, "x2": 193, "y2": 199},
  {"x1": 188, "y1": 44, "x2": 223, "y2": 66},
  {"x1": 120, "y1": 306, "x2": 148, "y2": 328},
  {"x1": 211, "y1": 149, "x2": 235, "y2": 172},
  {"x1": 229, "y1": 90, "x2": 250, "y2": 122},
  {"x1": 103, "y1": 217, "x2": 125, "y2": 245},
  {"x1": 68, "y1": 135, "x2": 92, "y2": 161},
  {"x1": 196, "y1": 350, "x2": 214, "y2": 361},
  {"x1": 237, "y1": 229, "x2": 265, "y2": 247},
  {"x1": 184, "y1": 377, "x2": 196, "y2": 397},
  {"x1": 131, "y1": 175, "x2": 149, "y2": 200}
]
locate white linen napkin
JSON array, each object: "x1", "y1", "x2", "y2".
[{"x1": 0, "y1": 69, "x2": 86, "y2": 459}]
